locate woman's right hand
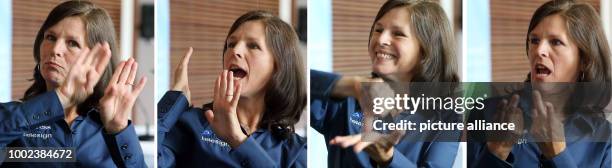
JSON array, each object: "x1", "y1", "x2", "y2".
[
  {"x1": 486, "y1": 94, "x2": 523, "y2": 160},
  {"x1": 56, "y1": 42, "x2": 111, "y2": 110},
  {"x1": 171, "y1": 47, "x2": 193, "y2": 105}
]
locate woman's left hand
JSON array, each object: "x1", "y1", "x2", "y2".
[
  {"x1": 100, "y1": 58, "x2": 147, "y2": 134},
  {"x1": 204, "y1": 70, "x2": 246, "y2": 148},
  {"x1": 531, "y1": 90, "x2": 566, "y2": 159}
]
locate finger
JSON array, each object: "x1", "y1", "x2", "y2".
[
  {"x1": 127, "y1": 59, "x2": 138, "y2": 85},
  {"x1": 84, "y1": 43, "x2": 101, "y2": 66},
  {"x1": 204, "y1": 109, "x2": 215, "y2": 123},
  {"x1": 544, "y1": 102, "x2": 553, "y2": 120},
  {"x1": 353, "y1": 141, "x2": 372, "y2": 153},
  {"x1": 509, "y1": 94, "x2": 520, "y2": 108},
  {"x1": 331, "y1": 135, "x2": 361, "y2": 148},
  {"x1": 181, "y1": 47, "x2": 193, "y2": 66},
  {"x1": 110, "y1": 61, "x2": 126, "y2": 85},
  {"x1": 117, "y1": 58, "x2": 134, "y2": 85},
  {"x1": 230, "y1": 80, "x2": 241, "y2": 108},
  {"x1": 93, "y1": 42, "x2": 111, "y2": 74},
  {"x1": 132, "y1": 76, "x2": 147, "y2": 95},
  {"x1": 226, "y1": 71, "x2": 234, "y2": 101},
  {"x1": 532, "y1": 91, "x2": 547, "y2": 118},
  {"x1": 221, "y1": 70, "x2": 228, "y2": 99},
  {"x1": 75, "y1": 47, "x2": 91, "y2": 65},
  {"x1": 214, "y1": 73, "x2": 221, "y2": 101}
]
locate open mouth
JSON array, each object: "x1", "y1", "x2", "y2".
[
  {"x1": 534, "y1": 63, "x2": 552, "y2": 78},
  {"x1": 229, "y1": 65, "x2": 247, "y2": 79}
]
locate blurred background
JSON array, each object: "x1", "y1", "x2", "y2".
[
  {"x1": 308, "y1": 0, "x2": 463, "y2": 167},
  {"x1": 155, "y1": 0, "x2": 307, "y2": 135},
  {"x1": 0, "y1": 0, "x2": 155, "y2": 166}
]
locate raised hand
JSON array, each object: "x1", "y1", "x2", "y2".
[
  {"x1": 99, "y1": 58, "x2": 147, "y2": 134},
  {"x1": 486, "y1": 94, "x2": 524, "y2": 160},
  {"x1": 171, "y1": 47, "x2": 193, "y2": 105},
  {"x1": 204, "y1": 70, "x2": 246, "y2": 148},
  {"x1": 530, "y1": 90, "x2": 566, "y2": 159},
  {"x1": 56, "y1": 42, "x2": 111, "y2": 110}
]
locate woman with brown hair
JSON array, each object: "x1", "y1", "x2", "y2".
[
  {"x1": 467, "y1": 0, "x2": 611, "y2": 167},
  {"x1": 311, "y1": 0, "x2": 460, "y2": 167},
  {"x1": 0, "y1": 1, "x2": 147, "y2": 167},
  {"x1": 157, "y1": 10, "x2": 306, "y2": 167}
]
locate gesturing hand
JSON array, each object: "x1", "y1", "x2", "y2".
[
  {"x1": 486, "y1": 94, "x2": 524, "y2": 160},
  {"x1": 100, "y1": 58, "x2": 147, "y2": 134},
  {"x1": 530, "y1": 90, "x2": 566, "y2": 159},
  {"x1": 204, "y1": 70, "x2": 246, "y2": 148},
  {"x1": 56, "y1": 42, "x2": 111, "y2": 110},
  {"x1": 171, "y1": 47, "x2": 193, "y2": 105}
]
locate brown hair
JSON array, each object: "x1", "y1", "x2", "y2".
[
  {"x1": 369, "y1": 0, "x2": 459, "y2": 82},
  {"x1": 218, "y1": 11, "x2": 306, "y2": 139},
  {"x1": 24, "y1": 0, "x2": 117, "y2": 114},
  {"x1": 525, "y1": 0, "x2": 611, "y2": 113}
]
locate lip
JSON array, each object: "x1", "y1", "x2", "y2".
[
  {"x1": 227, "y1": 63, "x2": 248, "y2": 79},
  {"x1": 44, "y1": 62, "x2": 64, "y2": 70},
  {"x1": 533, "y1": 63, "x2": 553, "y2": 80},
  {"x1": 373, "y1": 49, "x2": 397, "y2": 61}
]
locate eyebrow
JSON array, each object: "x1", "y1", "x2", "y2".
[{"x1": 46, "y1": 28, "x2": 83, "y2": 42}]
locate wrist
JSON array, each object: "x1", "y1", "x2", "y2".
[
  {"x1": 538, "y1": 142, "x2": 566, "y2": 159},
  {"x1": 104, "y1": 121, "x2": 128, "y2": 134},
  {"x1": 55, "y1": 88, "x2": 72, "y2": 109},
  {"x1": 228, "y1": 133, "x2": 248, "y2": 148}
]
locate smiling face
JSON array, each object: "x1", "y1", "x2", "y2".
[
  {"x1": 224, "y1": 20, "x2": 275, "y2": 98},
  {"x1": 368, "y1": 7, "x2": 421, "y2": 82},
  {"x1": 39, "y1": 16, "x2": 87, "y2": 89},
  {"x1": 528, "y1": 14, "x2": 581, "y2": 83}
]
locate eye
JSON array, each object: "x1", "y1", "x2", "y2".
[
  {"x1": 67, "y1": 40, "x2": 81, "y2": 48},
  {"x1": 550, "y1": 39, "x2": 565, "y2": 46},
  {"x1": 374, "y1": 28, "x2": 383, "y2": 33},
  {"x1": 393, "y1": 31, "x2": 406, "y2": 37},
  {"x1": 247, "y1": 43, "x2": 260, "y2": 50},
  {"x1": 45, "y1": 34, "x2": 57, "y2": 42},
  {"x1": 227, "y1": 41, "x2": 236, "y2": 48},
  {"x1": 529, "y1": 37, "x2": 540, "y2": 45}
]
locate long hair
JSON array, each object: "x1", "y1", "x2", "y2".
[{"x1": 24, "y1": 0, "x2": 117, "y2": 114}]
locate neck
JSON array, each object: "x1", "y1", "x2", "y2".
[
  {"x1": 64, "y1": 106, "x2": 78, "y2": 126},
  {"x1": 47, "y1": 83, "x2": 78, "y2": 126},
  {"x1": 236, "y1": 92, "x2": 266, "y2": 134}
]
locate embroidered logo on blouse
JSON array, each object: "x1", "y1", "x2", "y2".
[
  {"x1": 23, "y1": 125, "x2": 53, "y2": 139},
  {"x1": 350, "y1": 112, "x2": 363, "y2": 126},
  {"x1": 200, "y1": 129, "x2": 230, "y2": 149}
]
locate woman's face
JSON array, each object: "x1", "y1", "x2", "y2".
[
  {"x1": 224, "y1": 20, "x2": 275, "y2": 98},
  {"x1": 528, "y1": 14, "x2": 580, "y2": 83},
  {"x1": 40, "y1": 16, "x2": 87, "y2": 88},
  {"x1": 368, "y1": 7, "x2": 421, "y2": 81}
]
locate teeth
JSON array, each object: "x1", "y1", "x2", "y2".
[{"x1": 377, "y1": 53, "x2": 394, "y2": 59}]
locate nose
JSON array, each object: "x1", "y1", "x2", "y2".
[
  {"x1": 231, "y1": 42, "x2": 245, "y2": 59},
  {"x1": 52, "y1": 41, "x2": 66, "y2": 57},
  {"x1": 377, "y1": 31, "x2": 391, "y2": 47},
  {"x1": 536, "y1": 41, "x2": 549, "y2": 58}
]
